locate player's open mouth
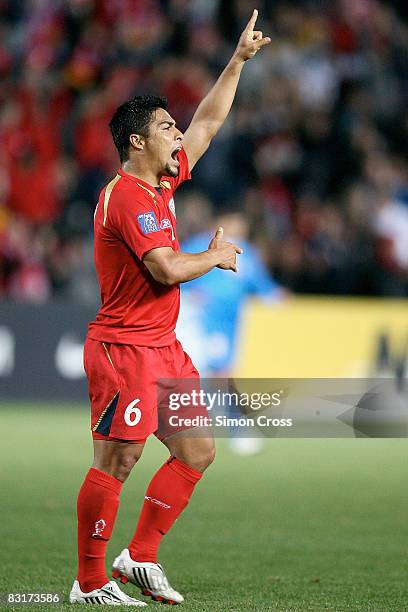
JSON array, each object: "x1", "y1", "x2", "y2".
[{"x1": 171, "y1": 146, "x2": 182, "y2": 165}]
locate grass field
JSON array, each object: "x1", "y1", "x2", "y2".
[{"x1": 1, "y1": 404, "x2": 408, "y2": 611}]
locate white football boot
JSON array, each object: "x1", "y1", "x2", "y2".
[
  {"x1": 112, "y1": 548, "x2": 184, "y2": 605},
  {"x1": 69, "y1": 579, "x2": 147, "y2": 606}
]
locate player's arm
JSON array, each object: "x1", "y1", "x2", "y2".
[
  {"x1": 143, "y1": 227, "x2": 243, "y2": 286},
  {"x1": 182, "y1": 9, "x2": 270, "y2": 170}
]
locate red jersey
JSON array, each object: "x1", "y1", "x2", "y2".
[{"x1": 88, "y1": 147, "x2": 191, "y2": 346}]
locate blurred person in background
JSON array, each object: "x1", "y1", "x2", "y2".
[
  {"x1": 179, "y1": 209, "x2": 283, "y2": 373},
  {"x1": 177, "y1": 207, "x2": 284, "y2": 455}
]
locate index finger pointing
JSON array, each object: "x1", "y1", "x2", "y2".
[{"x1": 244, "y1": 8, "x2": 258, "y2": 32}]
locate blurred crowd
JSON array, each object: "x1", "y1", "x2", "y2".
[{"x1": 1, "y1": 0, "x2": 408, "y2": 303}]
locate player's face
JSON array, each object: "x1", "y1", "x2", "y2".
[{"x1": 146, "y1": 108, "x2": 183, "y2": 178}]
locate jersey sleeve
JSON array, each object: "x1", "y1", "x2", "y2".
[
  {"x1": 109, "y1": 194, "x2": 173, "y2": 261},
  {"x1": 162, "y1": 147, "x2": 191, "y2": 192}
]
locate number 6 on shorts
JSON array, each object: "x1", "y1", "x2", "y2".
[{"x1": 124, "y1": 399, "x2": 142, "y2": 426}]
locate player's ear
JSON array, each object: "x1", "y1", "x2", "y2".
[{"x1": 129, "y1": 133, "x2": 145, "y2": 152}]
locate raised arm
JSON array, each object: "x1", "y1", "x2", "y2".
[{"x1": 182, "y1": 9, "x2": 271, "y2": 170}]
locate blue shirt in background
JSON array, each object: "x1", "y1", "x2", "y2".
[{"x1": 178, "y1": 232, "x2": 280, "y2": 372}]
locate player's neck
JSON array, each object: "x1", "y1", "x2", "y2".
[{"x1": 121, "y1": 160, "x2": 160, "y2": 188}]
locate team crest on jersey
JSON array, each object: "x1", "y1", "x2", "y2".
[
  {"x1": 137, "y1": 211, "x2": 160, "y2": 234},
  {"x1": 169, "y1": 198, "x2": 176, "y2": 218}
]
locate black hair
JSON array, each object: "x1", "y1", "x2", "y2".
[{"x1": 109, "y1": 95, "x2": 168, "y2": 163}]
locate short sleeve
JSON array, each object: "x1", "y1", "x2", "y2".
[
  {"x1": 161, "y1": 147, "x2": 191, "y2": 192},
  {"x1": 110, "y1": 196, "x2": 173, "y2": 261}
]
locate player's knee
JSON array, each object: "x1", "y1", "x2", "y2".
[
  {"x1": 93, "y1": 441, "x2": 144, "y2": 482},
  {"x1": 185, "y1": 445, "x2": 216, "y2": 472},
  {"x1": 114, "y1": 452, "x2": 140, "y2": 481},
  {"x1": 101, "y1": 448, "x2": 143, "y2": 482}
]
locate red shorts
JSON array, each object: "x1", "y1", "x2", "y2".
[{"x1": 84, "y1": 337, "x2": 206, "y2": 443}]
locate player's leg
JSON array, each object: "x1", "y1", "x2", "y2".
[
  {"x1": 76, "y1": 440, "x2": 144, "y2": 591},
  {"x1": 71, "y1": 439, "x2": 147, "y2": 605},
  {"x1": 111, "y1": 432, "x2": 214, "y2": 604},
  {"x1": 115, "y1": 433, "x2": 214, "y2": 602},
  {"x1": 128, "y1": 432, "x2": 214, "y2": 562}
]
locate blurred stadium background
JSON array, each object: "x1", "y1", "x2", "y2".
[{"x1": 1, "y1": 1, "x2": 408, "y2": 610}]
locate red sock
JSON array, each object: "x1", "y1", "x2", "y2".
[
  {"x1": 128, "y1": 456, "x2": 202, "y2": 563},
  {"x1": 77, "y1": 467, "x2": 122, "y2": 592}
]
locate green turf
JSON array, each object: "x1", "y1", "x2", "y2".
[{"x1": 1, "y1": 404, "x2": 407, "y2": 611}]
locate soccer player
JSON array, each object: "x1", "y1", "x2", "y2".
[{"x1": 70, "y1": 10, "x2": 271, "y2": 606}]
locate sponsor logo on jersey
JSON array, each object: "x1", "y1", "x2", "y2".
[
  {"x1": 169, "y1": 198, "x2": 176, "y2": 218},
  {"x1": 92, "y1": 518, "x2": 106, "y2": 537},
  {"x1": 160, "y1": 218, "x2": 172, "y2": 230},
  {"x1": 137, "y1": 211, "x2": 160, "y2": 233}
]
